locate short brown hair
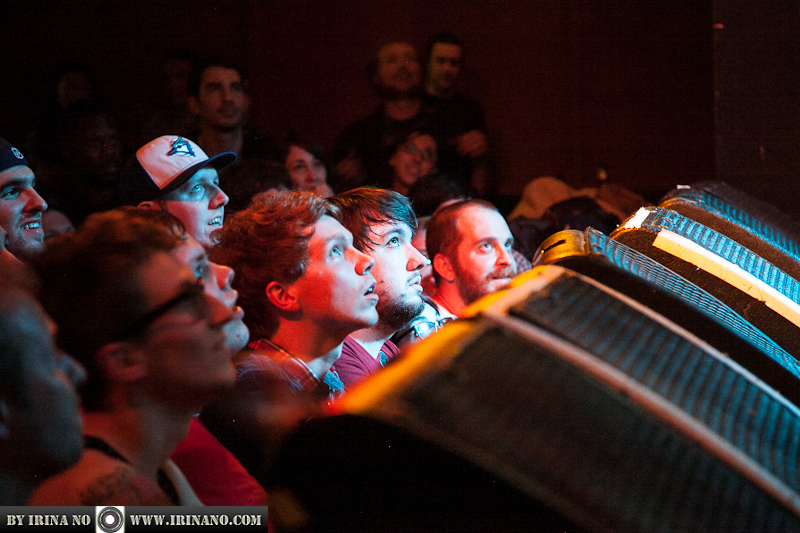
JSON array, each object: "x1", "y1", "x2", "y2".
[
  {"x1": 329, "y1": 187, "x2": 417, "y2": 253},
  {"x1": 31, "y1": 208, "x2": 183, "y2": 411},
  {"x1": 426, "y1": 199, "x2": 499, "y2": 283},
  {"x1": 211, "y1": 191, "x2": 336, "y2": 340}
]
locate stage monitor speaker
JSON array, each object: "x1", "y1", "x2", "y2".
[
  {"x1": 534, "y1": 227, "x2": 800, "y2": 404},
  {"x1": 659, "y1": 181, "x2": 800, "y2": 281},
  {"x1": 267, "y1": 266, "x2": 800, "y2": 532},
  {"x1": 611, "y1": 206, "x2": 800, "y2": 356}
]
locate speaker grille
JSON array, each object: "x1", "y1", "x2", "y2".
[
  {"x1": 507, "y1": 273, "x2": 800, "y2": 490},
  {"x1": 398, "y1": 324, "x2": 799, "y2": 531},
  {"x1": 583, "y1": 228, "x2": 800, "y2": 380}
]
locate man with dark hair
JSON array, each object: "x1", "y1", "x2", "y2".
[
  {"x1": 426, "y1": 199, "x2": 517, "y2": 317},
  {"x1": 328, "y1": 187, "x2": 427, "y2": 386},
  {"x1": 0, "y1": 275, "x2": 84, "y2": 505},
  {"x1": 29, "y1": 211, "x2": 236, "y2": 505},
  {"x1": 0, "y1": 138, "x2": 48, "y2": 260},
  {"x1": 187, "y1": 58, "x2": 277, "y2": 162},
  {"x1": 333, "y1": 40, "x2": 436, "y2": 192},
  {"x1": 120, "y1": 135, "x2": 235, "y2": 249},
  {"x1": 423, "y1": 31, "x2": 492, "y2": 197},
  {"x1": 200, "y1": 191, "x2": 379, "y2": 477},
  {"x1": 111, "y1": 207, "x2": 249, "y2": 354}
]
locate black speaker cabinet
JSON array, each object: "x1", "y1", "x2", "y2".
[
  {"x1": 611, "y1": 206, "x2": 800, "y2": 357},
  {"x1": 660, "y1": 181, "x2": 800, "y2": 281},
  {"x1": 534, "y1": 227, "x2": 800, "y2": 405},
  {"x1": 266, "y1": 266, "x2": 800, "y2": 532}
]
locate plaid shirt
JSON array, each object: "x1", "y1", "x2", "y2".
[{"x1": 240, "y1": 339, "x2": 345, "y2": 403}]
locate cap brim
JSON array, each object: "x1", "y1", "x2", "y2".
[{"x1": 159, "y1": 151, "x2": 238, "y2": 197}]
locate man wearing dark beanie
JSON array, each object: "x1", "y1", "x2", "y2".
[{"x1": 0, "y1": 138, "x2": 48, "y2": 260}]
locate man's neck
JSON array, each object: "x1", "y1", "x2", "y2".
[
  {"x1": 384, "y1": 98, "x2": 422, "y2": 122},
  {"x1": 431, "y1": 283, "x2": 466, "y2": 318},
  {"x1": 348, "y1": 322, "x2": 396, "y2": 358},
  {"x1": 270, "y1": 322, "x2": 349, "y2": 378},
  {"x1": 197, "y1": 127, "x2": 243, "y2": 157},
  {"x1": 82, "y1": 404, "x2": 192, "y2": 482}
]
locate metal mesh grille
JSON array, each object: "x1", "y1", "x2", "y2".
[
  {"x1": 508, "y1": 273, "x2": 800, "y2": 490},
  {"x1": 584, "y1": 228, "x2": 800, "y2": 380},
  {"x1": 399, "y1": 324, "x2": 799, "y2": 531}
]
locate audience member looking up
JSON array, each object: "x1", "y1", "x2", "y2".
[
  {"x1": 328, "y1": 187, "x2": 427, "y2": 386},
  {"x1": 82, "y1": 208, "x2": 262, "y2": 506},
  {"x1": 29, "y1": 211, "x2": 236, "y2": 505},
  {"x1": 0, "y1": 273, "x2": 84, "y2": 505},
  {"x1": 333, "y1": 40, "x2": 434, "y2": 192},
  {"x1": 0, "y1": 138, "x2": 48, "y2": 261},
  {"x1": 425, "y1": 199, "x2": 517, "y2": 318},
  {"x1": 201, "y1": 191, "x2": 379, "y2": 478},
  {"x1": 120, "y1": 135, "x2": 235, "y2": 249},
  {"x1": 115, "y1": 207, "x2": 250, "y2": 354}
]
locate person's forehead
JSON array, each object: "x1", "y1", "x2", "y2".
[
  {"x1": 138, "y1": 251, "x2": 197, "y2": 304},
  {"x1": 201, "y1": 66, "x2": 241, "y2": 85},
  {"x1": 0, "y1": 165, "x2": 35, "y2": 188},
  {"x1": 185, "y1": 167, "x2": 219, "y2": 185},
  {"x1": 2, "y1": 292, "x2": 52, "y2": 356},
  {"x1": 371, "y1": 220, "x2": 412, "y2": 241},
  {"x1": 380, "y1": 42, "x2": 416, "y2": 60},
  {"x1": 411, "y1": 134, "x2": 436, "y2": 149},
  {"x1": 172, "y1": 235, "x2": 207, "y2": 267},
  {"x1": 310, "y1": 215, "x2": 348, "y2": 242},
  {"x1": 457, "y1": 207, "x2": 509, "y2": 239},
  {"x1": 431, "y1": 42, "x2": 462, "y2": 60},
  {"x1": 287, "y1": 145, "x2": 313, "y2": 161}
]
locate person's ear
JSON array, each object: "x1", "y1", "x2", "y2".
[
  {"x1": 266, "y1": 281, "x2": 300, "y2": 312},
  {"x1": 137, "y1": 201, "x2": 162, "y2": 211},
  {"x1": 96, "y1": 342, "x2": 148, "y2": 383},
  {"x1": 433, "y1": 253, "x2": 456, "y2": 283}
]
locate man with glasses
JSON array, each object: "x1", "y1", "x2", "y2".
[
  {"x1": 29, "y1": 210, "x2": 236, "y2": 505},
  {"x1": 328, "y1": 187, "x2": 428, "y2": 386}
]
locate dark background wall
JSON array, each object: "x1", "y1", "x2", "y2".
[
  {"x1": 714, "y1": 0, "x2": 800, "y2": 216},
  {"x1": 2, "y1": 1, "x2": 714, "y2": 202}
]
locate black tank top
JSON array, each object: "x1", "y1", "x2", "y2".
[{"x1": 83, "y1": 435, "x2": 180, "y2": 505}]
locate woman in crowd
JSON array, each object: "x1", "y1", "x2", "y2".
[{"x1": 281, "y1": 131, "x2": 334, "y2": 197}]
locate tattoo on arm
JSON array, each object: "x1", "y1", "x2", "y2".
[{"x1": 79, "y1": 466, "x2": 171, "y2": 506}]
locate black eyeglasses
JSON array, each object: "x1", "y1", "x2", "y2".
[
  {"x1": 117, "y1": 280, "x2": 209, "y2": 341},
  {"x1": 393, "y1": 316, "x2": 455, "y2": 346}
]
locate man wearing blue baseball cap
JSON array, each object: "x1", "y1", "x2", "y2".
[
  {"x1": 0, "y1": 138, "x2": 48, "y2": 261},
  {"x1": 120, "y1": 135, "x2": 236, "y2": 249}
]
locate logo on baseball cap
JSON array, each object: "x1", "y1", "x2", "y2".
[{"x1": 0, "y1": 138, "x2": 30, "y2": 173}]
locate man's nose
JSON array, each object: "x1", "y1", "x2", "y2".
[
  {"x1": 210, "y1": 186, "x2": 229, "y2": 209},
  {"x1": 23, "y1": 188, "x2": 48, "y2": 214}
]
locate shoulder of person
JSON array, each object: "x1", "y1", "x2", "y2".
[{"x1": 29, "y1": 451, "x2": 171, "y2": 506}]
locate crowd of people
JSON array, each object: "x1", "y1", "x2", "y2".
[{"x1": 0, "y1": 31, "x2": 628, "y2": 519}]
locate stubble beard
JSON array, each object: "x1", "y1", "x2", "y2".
[
  {"x1": 378, "y1": 291, "x2": 426, "y2": 331},
  {"x1": 453, "y1": 262, "x2": 516, "y2": 307}
]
